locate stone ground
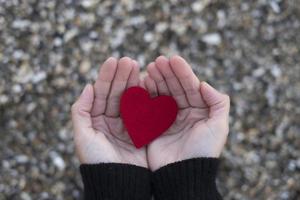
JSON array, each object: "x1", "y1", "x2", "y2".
[{"x1": 0, "y1": 0, "x2": 300, "y2": 199}]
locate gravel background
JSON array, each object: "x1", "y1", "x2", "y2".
[{"x1": 1, "y1": 0, "x2": 300, "y2": 199}]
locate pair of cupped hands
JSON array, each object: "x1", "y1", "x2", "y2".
[{"x1": 71, "y1": 55, "x2": 230, "y2": 171}]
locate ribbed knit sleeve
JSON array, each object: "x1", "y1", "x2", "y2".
[
  {"x1": 80, "y1": 163, "x2": 151, "y2": 200},
  {"x1": 152, "y1": 158, "x2": 222, "y2": 200}
]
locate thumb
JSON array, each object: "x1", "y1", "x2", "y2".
[
  {"x1": 71, "y1": 84, "x2": 94, "y2": 135},
  {"x1": 200, "y1": 82, "x2": 230, "y2": 119}
]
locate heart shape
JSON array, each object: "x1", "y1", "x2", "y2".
[{"x1": 120, "y1": 87, "x2": 178, "y2": 148}]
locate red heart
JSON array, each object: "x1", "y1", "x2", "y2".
[{"x1": 120, "y1": 87, "x2": 178, "y2": 148}]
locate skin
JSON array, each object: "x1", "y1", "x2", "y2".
[
  {"x1": 71, "y1": 57, "x2": 147, "y2": 167},
  {"x1": 71, "y1": 55, "x2": 230, "y2": 171},
  {"x1": 144, "y1": 55, "x2": 230, "y2": 170}
]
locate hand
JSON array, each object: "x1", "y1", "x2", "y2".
[
  {"x1": 143, "y1": 56, "x2": 230, "y2": 171},
  {"x1": 71, "y1": 57, "x2": 147, "y2": 167}
]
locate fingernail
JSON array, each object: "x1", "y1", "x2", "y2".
[
  {"x1": 82, "y1": 84, "x2": 91, "y2": 95},
  {"x1": 202, "y1": 81, "x2": 209, "y2": 87},
  {"x1": 106, "y1": 57, "x2": 116, "y2": 63},
  {"x1": 132, "y1": 59, "x2": 139, "y2": 67},
  {"x1": 202, "y1": 81, "x2": 215, "y2": 90}
]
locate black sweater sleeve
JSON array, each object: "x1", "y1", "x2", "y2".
[
  {"x1": 80, "y1": 163, "x2": 151, "y2": 200},
  {"x1": 152, "y1": 158, "x2": 222, "y2": 200},
  {"x1": 80, "y1": 158, "x2": 222, "y2": 200}
]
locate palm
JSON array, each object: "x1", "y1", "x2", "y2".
[
  {"x1": 144, "y1": 56, "x2": 229, "y2": 170},
  {"x1": 90, "y1": 115, "x2": 146, "y2": 167},
  {"x1": 148, "y1": 106, "x2": 228, "y2": 170},
  {"x1": 72, "y1": 57, "x2": 147, "y2": 167}
]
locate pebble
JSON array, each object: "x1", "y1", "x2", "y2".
[
  {"x1": 144, "y1": 32, "x2": 154, "y2": 42},
  {"x1": 202, "y1": 33, "x2": 222, "y2": 45},
  {"x1": 15, "y1": 155, "x2": 29, "y2": 164},
  {"x1": 20, "y1": 192, "x2": 32, "y2": 200},
  {"x1": 13, "y1": 50, "x2": 25, "y2": 60},
  {"x1": 1, "y1": 1, "x2": 299, "y2": 199},
  {"x1": 155, "y1": 22, "x2": 168, "y2": 33},
  {"x1": 252, "y1": 67, "x2": 266, "y2": 77},
  {"x1": 50, "y1": 152, "x2": 66, "y2": 171},
  {"x1": 12, "y1": 19, "x2": 31, "y2": 30},
  {"x1": 191, "y1": 1, "x2": 209, "y2": 13},
  {"x1": 53, "y1": 37, "x2": 63, "y2": 47},
  {"x1": 26, "y1": 102, "x2": 37, "y2": 113},
  {"x1": 12, "y1": 84, "x2": 22, "y2": 93},
  {"x1": 270, "y1": 64, "x2": 282, "y2": 78},
  {"x1": 32, "y1": 71, "x2": 47, "y2": 83},
  {"x1": 64, "y1": 29, "x2": 79, "y2": 42},
  {"x1": 269, "y1": 0, "x2": 281, "y2": 13},
  {"x1": 81, "y1": 0, "x2": 97, "y2": 8},
  {"x1": 265, "y1": 85, "x2": 276, "y2": 106},
  {"x1": 0, "y1": 95, "x2": 9, "y2": 104},
  {"x1": 79, "y1": 60, "x2": 91, "y2": 74}
]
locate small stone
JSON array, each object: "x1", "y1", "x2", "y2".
[
  {"x1": 265, "y1": 85, "x2": 276, "y2": 106},
  {"x1": 297, "y1": 158, "x2": 300, "y2": 168},
  {"x1": 269, "y1": 1, "x2": 281, "y2": 13},
  {"x1": 270, "y1": 65, "x2": 282, "y2": 78},
  {"x1": 12, "y1": 19, "x2": 31, "y2": 30},
  {"x1": 32, "y1": 71, "x2": 47, "y2": 83},
  {"x1": 217, "y1": 10, "x2": 226, "y2": 28},
  {"x1": 279, "y1": 191, "x2": 290, "y2": 199},
  {"x1": 15, "y1": 155, "x2": 29, "y2": 164},
  {"x1": 51, "y1": 182, "x2": 66, "y2": 195},
  {"x1": 19, "y1": 178, "x2": 26, "y2": 189},
  {"x1": 288, "y1": 160, "x2": 296, "y2": 171},
  {"x1": 40, "y1": 192, "x2": 49, "y2": 198},
  {"x1": 64, "y1": 29, "x2": 79, "y2": 42},
  {"x1": 287, "y1": 178, "x2": 295, "y2": 188},
  {"x1": 144, "y1": 32, "x2": 154, "y2": 42},
  {"x1": 53, "y1": 77, "x2": 66, "y2": 88},
  {"x1": 155, "y1": 22, "x2": 168, "y2": 33},
  {"x1": 110, "y1": 29, "x2": 126, "y2": 48},
  {"x1": 2, "y1": 160, "x2": 10, "y2": 169},
  {"x1": 26, "y1": 102, "x2": 36, "y2": 113},
  {"x1": 89, "y1": 31, "x2": 98, "y2": 39},
  {"x1": 79, "y1": 60, "x2": 91, "y2": 74},
  {"x1": 81, "y1": 40, "x2": 93, "y2": 52},
  {"x1": 252, "y1": 67, "x2": 266, "y2": 77},
  {"x1": 58, "y1": 129, "x2": 69, "y2": 140},
  {"x1": 12, "y1": 84, "x2": 22, "y2": 93},
  {"x1": 192, "y1": 1, "x2": 208, "y2": 13},
  {"x1": 53, "y1": 37, "x2": 63, "y2": 47},
  {"x1": 202, "y1": 33, "x2": 222, "y2": 45},
  {"x1": 20, "y1": 192, "x2": 31, "y2": 200},
  {"x1": 13, "y1": 50, "x2": 24, "y2": 60},
  {"x1": 171, "y1": 23, "x2": 187, "y2": 35},
  {"x1": 129, "y1": 16, "x2": 145, "y2": 26},
  {"x1": 50, "y1": 151, "x2": 66, "y2": 171},
  {"x1": 0, "y1": 95, "x2": 9, "y2": 104},
  {"x1": 81, "y1": 0, "x2": 96, "y2": 8}
]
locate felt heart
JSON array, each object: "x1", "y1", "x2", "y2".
[{"x1": 120, "y1": 87, "x2": 178, "y2": 148}]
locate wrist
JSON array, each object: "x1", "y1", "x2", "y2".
[
  {"x1": 80, "y1": 163, "x2": 151, "y2": 200},
  {"x1": 152, "y1": 157, "x2": 222, "y2": 200}
]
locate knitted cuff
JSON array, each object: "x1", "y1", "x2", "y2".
[
  {"x1": 152, "y1": 158, "x2": 222, "y2": 200},
  {"x1": 80, "y1": 163, "x2": 151, "y2": 200}
]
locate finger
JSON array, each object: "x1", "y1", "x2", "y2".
[
  {"x1": 92, "y1": 57, "x2": 118, "y2": 117},
  {"x1": 147, "y1": 62, "x2": 170, "y2": 95},
  {"x1": 155, "y1": 56, "x2": 189, "y2": 108},
  {"x1": 200, "y1": 82, "x2": 230, "y2": 118},
  {"x1": 169, "y1": 55, "x2": 206, "y2": 108},
  {"x1": 71, "y1": 84, "x2": 95, "y2": 137},
  {"x1": 139, "y1": 78, "x2": 146, "y2": 89},
  {"x1": 105, "y1": 57, "x2": 133, "y2": 117},
  {"x1": 144, "y1": 75, "x2": 158, "y2": 97},
  {"x1": 126, "y1": 59, "x2": 140, "y2": 88}
]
